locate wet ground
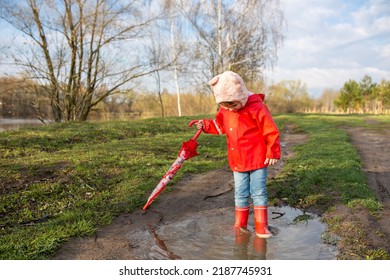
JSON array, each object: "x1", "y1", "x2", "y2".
[
  {"x1": 125, "y1": 206, "x2": 336, "y2": 260},
  {"x1": 52, "y1": 170, "x2": 337, "y2": 260},
  {"x1": 52, "y1": 119, "x2": 390, "y2": 260},
  {"x1": 53, "y1": 124, "x2": 338, "y2": 260}
]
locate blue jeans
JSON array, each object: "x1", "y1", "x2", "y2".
[{"x1": 233, "y1": 168, "x2": 268, "y2": 207}]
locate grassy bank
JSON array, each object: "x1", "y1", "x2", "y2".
[
  {"x1": 1, "y1": 114, "x2": 389, "y2": 259},
  {"x1": 269, "y1": 114, "x2": 377, "y2": 210}
]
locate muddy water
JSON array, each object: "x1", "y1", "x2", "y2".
[{"x1": 128, "y1": 206, "x2": 337, "y2": 260}]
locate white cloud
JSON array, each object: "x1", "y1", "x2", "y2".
[
  {"x1": 266, "y1": 0, "x2": 390, "y2": 97},
  {"x1": 380, "y1": 44, "x2": 390, "y2": 59}
]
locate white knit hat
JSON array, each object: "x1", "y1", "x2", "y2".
[{"x1": 208, "y1": 71, "x2": 249, "y2": 107}]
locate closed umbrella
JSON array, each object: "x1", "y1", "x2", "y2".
[{"x1": 142, "y1": 121, "x2": 202, "y2": 210}]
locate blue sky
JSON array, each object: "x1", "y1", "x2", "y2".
[
  {"x1": 1, "y1": 0, "x2": 389, "y2": 98},
  {"x1": 264, "y1": 0, "x2": 390, "y2": 97}
]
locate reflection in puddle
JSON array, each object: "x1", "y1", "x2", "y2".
[
  {"x1": 131, "y1": 206, "x2": 338, "y2": 260},
  {"x1": 147, "y1": 225, "x2": 182, "y2": 260}
]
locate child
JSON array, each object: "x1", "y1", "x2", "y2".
[{"x1": 192, "y1": 71, "x2": 280, "y2": 238}]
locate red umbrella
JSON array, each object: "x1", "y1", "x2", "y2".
[{"x1": 142, "y1": 121, "x2": 202, "y2": 210}]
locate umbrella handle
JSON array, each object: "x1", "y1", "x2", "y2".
[{"x1": 188, "y1": 120, "x2": 202, "y2": 141}]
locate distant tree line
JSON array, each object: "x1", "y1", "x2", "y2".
[
  {"x1": 1, "y1": 74, "x2": 389, "y2": 120},
  {"x1": 334, "y1": 75, "x2": 390, "y2": 114}
]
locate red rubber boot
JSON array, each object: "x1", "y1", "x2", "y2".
[
  {"x1": 234, "y1": 206, "x2": 250, "y2": 245},
  {"x1": 254, "y1": 206, "x2": 272, "y2": 238},
  {"x1": 234, "y1": 206, "x2": 249, "y2": 228}
]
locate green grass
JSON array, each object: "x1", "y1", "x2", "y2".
[
  {"x1": 0, "y1": 116, "x2": 228, "y2": 259},
  {"x1": 268, "y1": 114, "x2": 376, "y2": 210},
  {"x1": 1, "y1": 113, "x2": 390, "y2": 259}
]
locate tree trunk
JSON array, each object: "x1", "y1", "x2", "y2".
[{"x1": 170, "y1": 17, "x2": 182, "y2": 116}]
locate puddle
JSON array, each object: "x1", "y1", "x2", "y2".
[{"x1": 127, "y1": 206, "x2": 338, "y2": 260}]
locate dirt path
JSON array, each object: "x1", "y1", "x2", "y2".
[
  {"x1": 342, "y1": 122, "x2": 390, "y2": 255},
  {"x1": 52, "y1": 125, "x2": 307, "y2": 260},
  {"x1": 346, "y1": 123, "x2": 390, "y2": 203}
]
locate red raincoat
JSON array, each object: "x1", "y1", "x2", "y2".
[{"x1": 202, "y1": 94, "x2": 281, "y2": 172}]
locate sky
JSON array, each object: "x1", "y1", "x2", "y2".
[
  {"x1": 264, "y1": 0, "x2": 390, "y2": 97},
  {"x1": 1, "y1": 0, "x2": 389, "y2": 98}
]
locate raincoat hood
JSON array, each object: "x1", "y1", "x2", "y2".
[{"x1": 208, "y1": 71, "x2": 250, "y2": 107}]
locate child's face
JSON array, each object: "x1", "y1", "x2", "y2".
[{"x1": 219, "y1": 101, "x2": 243, "y2": 111}]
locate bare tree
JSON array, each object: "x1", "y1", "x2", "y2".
[
  {"x1": 0, "y1": 0, "x2": 171, "y2": 122},
  {"x1": 315, "y1": 88, "x2": 339, "y2": 113},
  {"x1": 147, "y1": 35, "x2": 166, "y2": 117},
  {"x1": 170, "y1": 16, "x2": 182, "y2": 116},
  {"x1": 162, "y1": 0, "x2": 192, "y2": 117},
  {"x1": 266, "y1": 80, "x2": 311, "y2": 114},
  {"x1": 176, "y1": 0, "x2": 285, "y2": 83}
]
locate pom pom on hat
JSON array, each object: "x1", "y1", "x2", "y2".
[{"x1": 208, "y1": 71, "x2": 249, "y2": 107}]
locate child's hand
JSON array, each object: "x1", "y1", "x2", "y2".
[
  {"x1": 189, "y1": 120, "x2": 204, "y2": 130},
  {"x1": 195, "y1": 120, "x2": 204, "y2": 130},
  {"x1": 264, "y1": 158, "x2": 278, "y2": 166}
]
